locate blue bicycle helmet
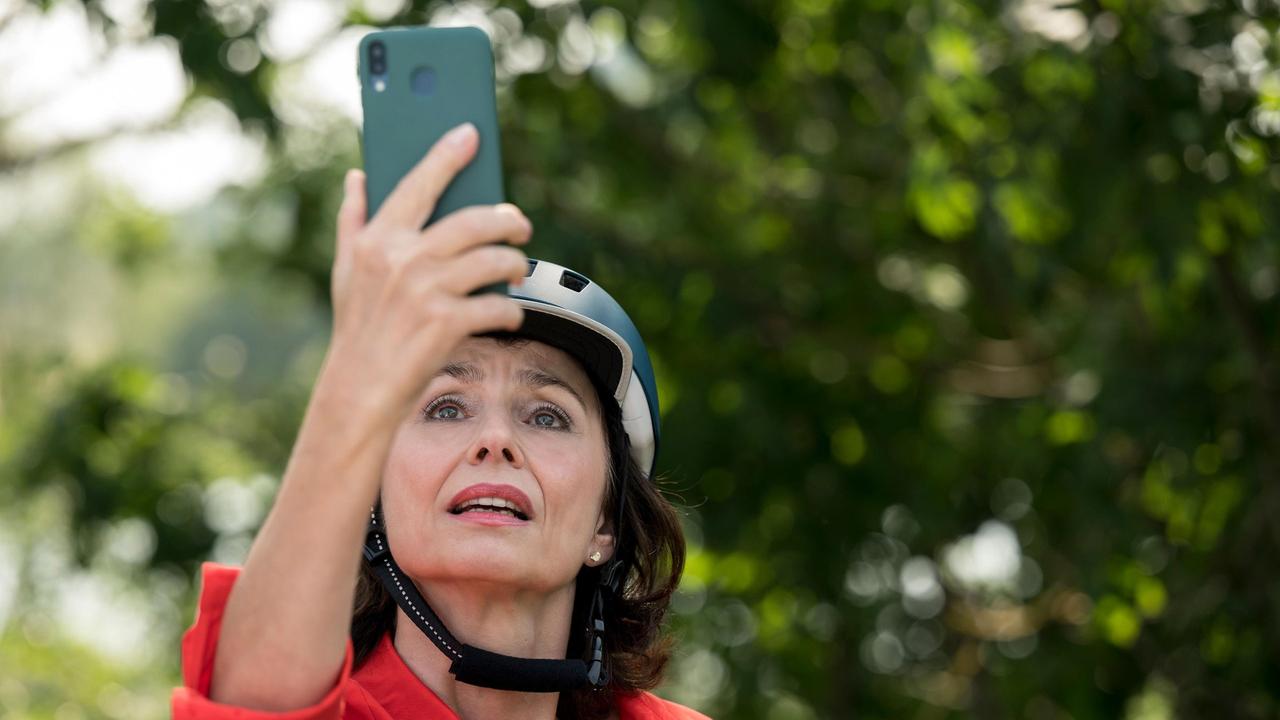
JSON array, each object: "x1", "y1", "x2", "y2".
[{"x1": 505, "y1": 257, "x2": 661, "y2": 480}]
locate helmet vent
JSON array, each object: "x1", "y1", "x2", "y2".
[
  {"x1": 525, "y1": 259, "x2": 538, "y2": 277},
  {"x1": 559, "y1": 269, "x2": 589, "y2": 292}
]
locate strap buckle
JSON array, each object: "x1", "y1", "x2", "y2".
[
  {"x1": 584, "y1": 616, "x2": 607, "y2": 688},
  {"x1": 601, "y1": 559, "x2": 625, "y2": 594},
  {"x1": 362, "y1": 529, "x2": 389, "y2": 563}
]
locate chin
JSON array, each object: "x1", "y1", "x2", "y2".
[
  {"x1": 422, "y1": 552, "x2": 576, "y2": 595},
  {"x1": 411, "y1": 540, "x2": 523, "y2": 575}
]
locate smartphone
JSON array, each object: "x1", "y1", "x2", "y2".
[{"x1": 357, "y1": 26, "x2": 507, "y2": 292}]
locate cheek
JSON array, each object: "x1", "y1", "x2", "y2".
[
  {"x1": 380, "y1": 428, "x2": 453, "y2": 536},
  {"x1": 536, "y1": 449, "x2": 609, "y2": 530},
  {"x1": 387, "y1": 433, "x2": 446, "y2": 482}
]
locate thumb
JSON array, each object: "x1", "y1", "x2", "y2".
[{"x1": 336, "y1": 168, "x2": 367, "y2": 250}]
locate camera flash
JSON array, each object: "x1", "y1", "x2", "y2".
[{"x1": 374, "y1": 78, "x2": 386, "y2": 92}]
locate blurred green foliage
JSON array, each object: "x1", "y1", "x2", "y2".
[{"x1": 3, "y1": 0, "x2": 1280, "y2": 718}]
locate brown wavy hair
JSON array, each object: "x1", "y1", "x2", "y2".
[{"x1": 349, "y1": 336, "x2": 686, "y2": 720}]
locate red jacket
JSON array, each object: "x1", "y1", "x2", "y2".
[{"x1": 171, "y1": 563, "x2": 710, "y2": 720}]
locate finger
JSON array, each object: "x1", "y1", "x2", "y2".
[
  {"x1": 457, "y1": 293, "x2": 526, "y2": 335},
  {"x1": 336, "y1": 169, "x2": 367, "y2": 254},
  {"x1": 376, "y1": 122, "x2": 478, "y2": 230},
  {"x1": 419, "y1": 203, "x2": 532, "y2": 257},
  {"x1": 432, "y1": 245, "x2": 529, "y2": 295}
]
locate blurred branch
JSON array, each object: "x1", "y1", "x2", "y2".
[
  {"x1": 1210, "y1": 245, "x2": 1280, "y2": 552},
  {"x1": 0, "y1": 115, "x2": 183, "y2": 174},
  {"x1": 1211, "y1": 248, "x2": 1280, "y2": 448},
  {"x1": 0, "y1": 135, "x2": 108, "y2": 174}
]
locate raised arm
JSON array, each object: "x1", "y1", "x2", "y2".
[{"x1": 208, "y1": 123, "x2": 533, "y2": 711}]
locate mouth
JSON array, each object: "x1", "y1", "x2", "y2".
[
  {"x1": 447, "y1": 483, "x2": 533, "y2": 522},
  {"x1": 449, "y1": 497, "x2": 530, "y2": 521}
]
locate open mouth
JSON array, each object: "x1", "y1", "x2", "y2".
[{"x1": 449, "y1": 496, "x2": 530, "y2": 521}]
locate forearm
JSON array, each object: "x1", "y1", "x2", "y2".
[{"x1": 210, "y1": 355, "x2": 401, "y2": 710}]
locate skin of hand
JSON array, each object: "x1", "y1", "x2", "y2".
[
  {"x1": 210, "y1": 122, "x2": 537, "y2": 711},
  {"x1": 326, "y1": 121, "x2": 533, "y2": 424}
]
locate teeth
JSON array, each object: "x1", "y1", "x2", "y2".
[
  {"x1": 452, "y1": 497, "x2": 527, "y2": 519},
  {"x1": 465, "y1": 507, "x2": 516, "y2": 516},
  {"x1": 457, "y1": 497, "x2": 519, "y2": 512}
]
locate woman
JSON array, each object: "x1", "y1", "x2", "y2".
[{"x1": 170, "y1": 122, "x2": 708, "y2": 720}]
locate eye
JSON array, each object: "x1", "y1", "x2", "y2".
[
  {"x1": 531, "y1": 403, "x2": 571, "y2": 429},
  {"x1": 423, "y1": 395, "x2": 468, "y2": 421}
]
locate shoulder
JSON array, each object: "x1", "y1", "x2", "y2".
[{"x1": 615, "y1": 691, "x2": 712, "y2": 720}]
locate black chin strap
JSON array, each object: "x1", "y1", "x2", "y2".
[{"x1": 362, "y1": 510, "x2": 612, "y2": 692}]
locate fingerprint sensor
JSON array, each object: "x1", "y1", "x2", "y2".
[{"x1": 410, "y1": 66, "x2": 436, "y2": 96}]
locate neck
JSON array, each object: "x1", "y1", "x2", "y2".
[{"x1": 392, "y1": 579, "x2": 577, "y2": 720}]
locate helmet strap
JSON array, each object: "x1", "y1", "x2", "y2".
[{"x1": 362, "y1": 502, "x2": 613, "y2": 693}]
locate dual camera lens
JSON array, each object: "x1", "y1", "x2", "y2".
[{"x1": 369, "y1": 41, "x2": 386, "y2": 75}]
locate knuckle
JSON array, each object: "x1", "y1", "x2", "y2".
[
  {"x1": 496, "y1": 204, "x2": 531, "y2": 234},
  {"x1": 428, "y1": 136, "x2": 460, "y2": 165},
  {"x1": 408, "y1": 269, "x2": 443, "y2": 299},
  {"x1": 510, "y1": 248, "x2": 530, "y2": 272},
  {"x1": 424, "y1": 158, "x2": 460, "y2": 189},
  {"x1": 432, "y1": 207, "x2": 480, "y2": 244},
  {"x1": 486, "y1": 246, "x2": 527, "y2": 273},
  {"x1": 417, "y1": 146, "x2": 450, "y2": 179},
  {"x1": 468, "y1": 296, "x2": 521, "y2": 331},
  {"x1": 387, "y1": 233, "x2": 418, "y2": 263},
  {"x1": 494, "y1": 203, "x2": 523, "y2": 222},
  {"x1": 507, "y1": 303, "x2": 525, "y2": 329},
  {"x1": 398, "y1": 264, "x2": 439, "y2": 304},
  {"x1": 473, "y1": 243, "x2": 503, "y2": 263},
  {"x1": 418, "y1": 296, "x2": 447, "y2": 325},
  {"x1": 385, "y1": 250, "x2": 413, "y2": 285},
  {"x1": 462, "y1": 207, "x2": 491, "y2": 238},
  {"x1": 351, "y1": 236, "x2": 387, "y2": 270},
  {"x1": 453, "y1": 205, "x2": 528, "y2": 243},
  {"x1": 387, "y1": 172, "x2": 425, "y2": 208}
]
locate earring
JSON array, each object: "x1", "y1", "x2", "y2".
[{"x1": 588, "y1": 551, "x2": 602, "y2": 564}]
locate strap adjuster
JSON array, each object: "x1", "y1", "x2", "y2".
[
  {"x1": 601, "y1": 559, "x2": 625, "y2": 594},
  {"x1": 363, "y1": 530, "x2": 389, "y2": 563}
]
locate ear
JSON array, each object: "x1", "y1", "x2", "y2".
[{"x1": 587, "y1": 507, "x2": 616, "y2": 566}]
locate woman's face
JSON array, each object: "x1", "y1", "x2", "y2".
[{"x1": 381, "y1": 336, "x2": 613, "y2": 594}]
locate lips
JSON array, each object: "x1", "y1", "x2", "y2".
[{"x1": 447, "y1": 483, "x2": 534, "y2": 522}]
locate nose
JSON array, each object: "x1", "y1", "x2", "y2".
[{"x1": 466, "y1": 414, "x2": 525, "y2": 468}]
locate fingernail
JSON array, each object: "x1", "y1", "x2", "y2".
[{"x1": 446, "y1": 122, "x2": 476, "y2": 147}]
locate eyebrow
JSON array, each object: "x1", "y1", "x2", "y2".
[{"x1": 435, "y1": 362, "x2": 590, "y2": 411}]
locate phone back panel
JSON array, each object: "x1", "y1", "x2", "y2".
[{"x1": 358, "y1": 26, "x2": 504, "y2": 227}]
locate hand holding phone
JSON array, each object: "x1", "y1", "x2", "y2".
[{"x1": 329, "y1": 124, "x2": 532, "y2": 425}]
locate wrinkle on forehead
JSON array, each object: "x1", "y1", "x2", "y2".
[{"x1": 433, "y1": 338, "x2": 600, "y2": 414}]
